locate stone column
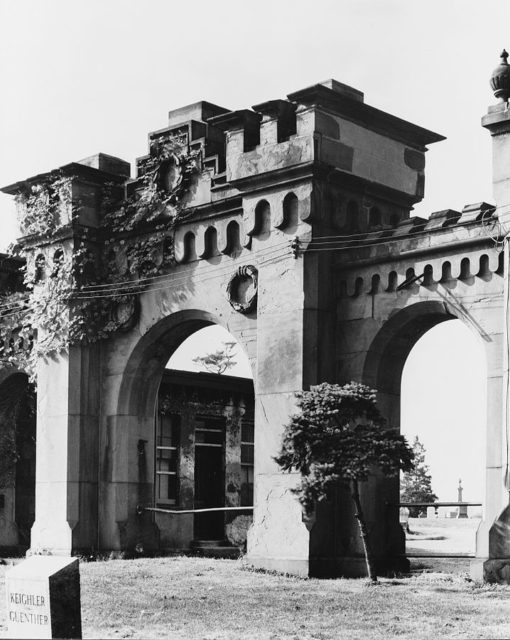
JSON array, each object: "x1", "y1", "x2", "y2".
[
  {"x1": 480, "y1": 57, "x2": 510, "y2": 580},
  {"x1": 31, "y1": 345, "x2": 100, "y2": 555}
]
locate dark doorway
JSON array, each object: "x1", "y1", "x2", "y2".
[
  {"x1": 194, "y1": 416, "x2": 225, "y2": 540},
  {"x1": 0, "y1": 373, "x2": 36, "y2": 549},
  {"x1": 14, "y1": 383, "x2": 36, "y2": 546}
]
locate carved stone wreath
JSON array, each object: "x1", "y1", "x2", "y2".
[
  {"x1": 111, "y1": 296, "x2": 139, "y2": 332},
  {"x1": 149, "y1": 142, "x2": 200, "y2": 207},
  {"x1": 226, "y1": 265, "x2": 258, "y2": 314}
]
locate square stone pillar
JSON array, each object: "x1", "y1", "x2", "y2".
[
  {"x1": 245, "y1": 249, "x2": 310, "y2": 576},
  {"x1": 30, "y1": 345, "x2": 100, "y2": 555}
]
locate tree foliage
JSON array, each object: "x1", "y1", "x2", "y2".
[
  {"x1": 0, "y1": 377, "x2": 36, "y2": 488},
  {"x1": 192, "y1": 341, "x2": 237, "y2": 375},
  {"x1": 276, "y1": 381, "x2": 415, "y2": 581},
  {"x1": 400, "y1": 436, "x2": 438, "y2": 517}
]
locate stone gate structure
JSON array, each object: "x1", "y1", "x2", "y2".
[{"x1": 2, "y1": 61, "x2": 510, "y2": 581}]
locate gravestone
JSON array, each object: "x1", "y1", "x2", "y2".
[
  {"x1": 5, "y1": 555, "x2": 81, "y2": 639},
  {"x1": 399, "y1": 507, "x2": 410, "y2": 532},
  {"x1": 426, "y1": 506, "x2": 437, "y2": 519}
]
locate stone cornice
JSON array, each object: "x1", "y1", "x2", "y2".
[{"x1": 288, "y1": 84, "x2": 445, "y2": 148}]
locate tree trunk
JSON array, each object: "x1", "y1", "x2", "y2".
[{"x1": 350, "y1": 480, "x2": 378, "y2": 583}]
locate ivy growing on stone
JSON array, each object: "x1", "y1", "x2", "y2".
[{"x1": 0, "y1": 136, "x2": 200, "y2": 380}]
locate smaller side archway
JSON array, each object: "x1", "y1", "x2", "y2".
[
  {"x1": 360, "y1": 301, "x2": 489, "y2": 571},
  {"x1": 363, "y1": 301, "x2": 457, "y2": 424}
]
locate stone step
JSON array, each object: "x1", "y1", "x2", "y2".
[
  {"x1": 190, "y1": 546, "x2": 242, "y2": 559},
  {"x1": 191, "y1": 539, "x2": 230, "y2": 548},
  {"x1": 190, "y1": 539, "x2": 241, "y2": 559}
]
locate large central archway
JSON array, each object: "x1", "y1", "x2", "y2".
[{"x1": 101, "y1": 309, "x2": 255, "y2": 554}]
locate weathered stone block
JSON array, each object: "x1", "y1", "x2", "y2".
[{"x1": 6, "y1": 555, "x2": 81, "y2": 639}]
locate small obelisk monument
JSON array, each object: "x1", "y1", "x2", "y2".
[{"x1": 457, "y1": 479, "x2": 468, "y2": 519}]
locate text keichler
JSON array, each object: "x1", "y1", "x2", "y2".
[{"x1": 10, "y1": 592, "x2": 45, "y2": 606}]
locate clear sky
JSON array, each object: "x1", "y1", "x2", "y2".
[{"x1": 1, "y1": 0, "x2": 503, "y2": 502}]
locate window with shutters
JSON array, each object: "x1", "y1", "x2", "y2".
[{"x1": 155, "y1": 413, "x2": 180, "y2": 505}]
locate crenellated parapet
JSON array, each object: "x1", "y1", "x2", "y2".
[
  {"x1": 1, "y1": 78, "x2": 447, "y2": 283},
  {"x1": 330, "y1": 200, "x2": 502, "y2": 299}
]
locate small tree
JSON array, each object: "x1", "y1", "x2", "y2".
[
  {"x1": 192, "y1": 341, "x2": 237, "y2": 375},
  {"x1": 275, "y1": 382, "x2": 414, "y2": 582},
  {"x1": 400, "y1": 436, "x2": 438, "y2": 517}
]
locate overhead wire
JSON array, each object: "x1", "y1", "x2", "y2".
[
  {"x1": 77, "y1": 237, "x2": 292, "y2": 293},
  {"x1": 0, "y1": 241, "x2": 291, "y2": 311},
  {"x1": 1, "y1": 198, "x2": 509, "y2": 308},
  {"x1": 72, "y1": 244, "x2": 291, "y2": 300}
]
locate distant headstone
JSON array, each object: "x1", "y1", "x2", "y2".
[
  {"x1": 426, "y1": 506, "x2": 437, "y2": 518},
  {"x1": 399, "y1": 507, "x2": 410, "y2": 532},
  {"x1": 399, "y1": 506, "x2": 409, "y2": 524},
  {"x1": 457, "y1": 479, "x2": 468, "y2": 518},
  {"x1": 5, "y1": 555, "x2": 81, "y2": 639}
]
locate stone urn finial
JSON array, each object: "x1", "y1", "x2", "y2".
[{"x1": 490, "y1": 49, "x2": 510, "y2": 102}]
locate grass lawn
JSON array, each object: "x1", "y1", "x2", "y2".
[
  {"x1": 406, "y1": 517, "x2": 480, "y2": 556},
  {"x1": 2, "y1": 556, "x2": 510, "y2": 639}
]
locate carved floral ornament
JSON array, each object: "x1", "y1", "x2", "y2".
[{"x1": 226, "y1": 265, "x2": 258, "y2": 314}]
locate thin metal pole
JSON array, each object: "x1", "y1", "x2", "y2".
[
  {"x1": 389, "y1": 502, "x2": 481, "y2": 508},
  {"x1": 139, "y1": 505, "x2": 254, "y2": 515}
]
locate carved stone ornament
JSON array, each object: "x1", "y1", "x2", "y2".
[
  {"x1": 111, "y1": 296, "x2": 138, "y2": 332},
  {"x1": 490, "y1": 49, "x2": 510, "y2": 102},
  {"x1": 157, "y1": 154, "x2": 184, "y2": 195},
  {"x1": 226, "y1": 265, "x2": 258, "y2": 314}
]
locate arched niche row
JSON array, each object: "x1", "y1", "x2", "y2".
[
  {"x1": 252, "y1": 200, "x2": 271, "y2": 236},
  {"x1": 183, "y1": 232, "x2": 198, "y2": 262},
  {"x1": 224, "y1": 220, "x2": 242, "y2": 255},
  {"x1": 51, "y1": 249, "x2": 64, "y2": 277},
  {"x1": 280, "y1": 193, "x2": 299, "y2": 233},
  {"x1": 202, "y1": 227, "x2": 219, "y2": 259},
  {"x1": 34, "y1": 254, "x2": 46, "y2": 283}
]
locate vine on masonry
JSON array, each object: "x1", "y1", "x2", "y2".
[{"x1": 0, "y1": 136, "x2": 200, "y2": 380}]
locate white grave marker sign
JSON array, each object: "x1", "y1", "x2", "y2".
[{"x1": 6, "y1": 555, "x2": 81, "y2": 639}]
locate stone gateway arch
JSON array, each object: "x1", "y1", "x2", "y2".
[{"x1": 2, "y1": 64, "x2": 510, "y2": 581}]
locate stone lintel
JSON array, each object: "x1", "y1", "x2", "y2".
[{"x1": 287, "y1": 83, "x2": 445, "y2": 148}]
